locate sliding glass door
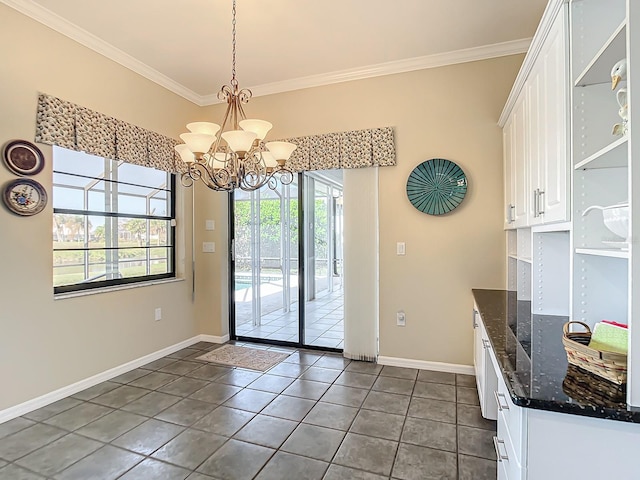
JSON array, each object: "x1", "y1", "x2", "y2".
[{"x1": 230, "y1": 171, "x2": 344, "y2": 350}]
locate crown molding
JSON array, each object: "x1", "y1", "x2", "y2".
[
  {"x1": 498, "y1": 0, "x2": 567, "y2": 126},
  {"x1": 3, "y1": 0, "x2": 531, "y2": 107},
  {"x1": 1, "y1": 0, "x2": 203, "y2": 104},
  {"x1": 242, "y1": 38, "x2": 531, "y2": 104}
]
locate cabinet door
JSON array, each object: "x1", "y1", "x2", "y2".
[
  {"x1": 473, "y1": 309, "x2": 485, "y2": 393},
  {"x1": 503, "y1": 117, "x2": 516, "y2": 229},
  {"x1": 512, "y1": 93, "x2": 529, "y2": 227},
  {"x1": 527, "y1": 60, "x2": 544, "y2": 225},
  {"x1": 540, "y1": 8, "x2": 569, "y2": 223}
]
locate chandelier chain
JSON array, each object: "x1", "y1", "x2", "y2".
[{"x1": 231, "y1": 0, "x2": 237, "y2": 87}]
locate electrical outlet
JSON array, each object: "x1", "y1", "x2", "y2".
[
  {"x1": 397, "y1": 311, "x2": 406, "y2": 326},
  {"x1": 155, "y1": 308, "x2": 162, "y2": 321},
  {"x1": 205, "y1": 220, "x2": 215, "y2": 230},
  {"x1": 202, "y1": 242, "x2": 216, "y2": 253}
]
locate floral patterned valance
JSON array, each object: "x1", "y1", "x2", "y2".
[
  {"x1": 280, "y1": 126, "x2": 396, "y2": 173},
  {"x1": 34, "y1": 93, "x2": 179, "y2": 173}
]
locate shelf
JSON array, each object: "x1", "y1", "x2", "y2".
[
  {"x1": 508, "y1": 254, "x2": 532, "y2": 264},
  {"x1": 575, "y1": 137, "x2": 628, "y2": 169},
  {"x1": 575, "y1": 248, "x2": 628, "y2": 259},
  {"x1": 574, "y1": 20, "x2": 626, "y2": 87}
]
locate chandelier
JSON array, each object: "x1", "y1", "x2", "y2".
[{"x1": 174, "y1": 0, "x2": 296, "y2": 191}]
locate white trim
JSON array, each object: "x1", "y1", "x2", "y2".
[
  {"x1": 498, "y1": 0, "x2": 566, "y2": 126},
  {"x1": 200, "y1": 333, "x2": 230, "y2": 344},
  {"x1": 54, "y1": 278, "x2": 185, "y2": 300},
  {"x1": 0, "y1": 0, "x2": 203, "y2": 105},
  {"x1": 245, "y1": 38, "x2": 532, "y2": 102},
  {"x1": 0, "y1": 334, "x2": 226, "y2": 424},
  {"x1": 1, "y1": 0, "x2": 531, "y2": 107},
  {"x1": 377, "y1": 355, "x2": 475, "y2": 375}
]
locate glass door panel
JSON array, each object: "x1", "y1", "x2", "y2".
[
  {"x1": 233, "y1": 179, "x2": 299, "y2": 342},
  {"x1": 303, "y1": 172, "x2": 344, "y2": 348}
]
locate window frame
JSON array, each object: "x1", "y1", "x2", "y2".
[{"x1": 53, "y1": 151, "x2": 176, "y2": 294}]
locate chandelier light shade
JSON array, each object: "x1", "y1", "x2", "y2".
[{"x1": 175, "y1": 0, "x2": 296, "y2": 191}]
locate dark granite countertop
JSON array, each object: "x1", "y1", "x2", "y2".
[{"x1": 472, "y1": 288, "x2": 640, "y2": 423}]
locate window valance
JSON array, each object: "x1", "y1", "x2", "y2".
[
  {"x1": 35, "y1": 93, "x2": 395, "y2": 176},
  {"x1": 279, "y1": 126, "x2": 396, "y2": 173},
  {"x1": 35, "y1": 93, "x2": 179, "y2": 173}
]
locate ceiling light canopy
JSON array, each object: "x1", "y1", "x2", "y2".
[{"x1": 175, "y1": 0, "x2": 296, "y2": 191}]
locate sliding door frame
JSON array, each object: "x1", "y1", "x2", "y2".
[{"x1": 228, "y1": 173, "x2": 341, "y2": 353}]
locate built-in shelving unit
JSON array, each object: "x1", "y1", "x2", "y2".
[{"x1": 570, "y1": 0, "x2": 637, "y2": 406}]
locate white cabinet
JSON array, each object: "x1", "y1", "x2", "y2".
[
  {"x1": 500, "y1": 3, "x2": 569, "y2": 228},
  {"x1": 473, "y1": 307, "x2": 498, "y2": 420}
]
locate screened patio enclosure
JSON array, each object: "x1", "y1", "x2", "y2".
[{"x1": 231, "y1": 170, "x2": 344, "y2": 349}]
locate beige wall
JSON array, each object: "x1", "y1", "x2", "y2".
[
  {"x1": 202, "y1": 55, "x2": 522, "y2": 365},
  {"x1": 0, "y1": 5, "x2": 204, "y2": 410},
  {"x1": 0, "y1": 4, "x2": 522, "y2": 411}
]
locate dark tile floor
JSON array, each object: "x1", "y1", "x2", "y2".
[{"x1": 0, "y1": 342, "x2": 497, "y2": 480}]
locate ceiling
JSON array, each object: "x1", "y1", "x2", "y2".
[{"x1": 4, "y1": 0, "x2": 548, "y2": 105}]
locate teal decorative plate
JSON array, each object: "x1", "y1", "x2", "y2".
[{"x1": 406, "y1": 159, "x2": 467, "y2": 215}]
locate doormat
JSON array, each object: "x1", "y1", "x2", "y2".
[{"x1": 196, "y1": 345, "x2": 290, "y2": 372}]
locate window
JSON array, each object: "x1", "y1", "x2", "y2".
[{"x1": 53, "y1": 147, "x2": 176, "y2": 293}]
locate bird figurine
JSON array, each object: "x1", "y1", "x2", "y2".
[
  {"x1": 611, "y1": 59, "x2": 627, "y2": 90},
  {"x1": 612, "y1": 88, "x2": 628, "y2": 136}
]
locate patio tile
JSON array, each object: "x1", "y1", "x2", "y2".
[
  {"x1": 362, "y1": 391, "x2": 411, "y2": 415},
  {"x1": 196, "y1": 439, "x2": 274, "y2": 480},
  {"x1": 261, "y1": 395, "x2": 316, "y2": 421},
  {"x1": 154, "y1": 398, "x2": 217, "y2": 426},
  {"x1": 391, "y1": 443, "x2": 457, "y2": 480},
  {"x1": 408, "y1": 397, "x2": 456, "y2": 424},
  {"x1": 55, "y1": 445, "x2": 144, "y2": 480},
  {"x1": 189, "y1": 383, "x2": 242, "y2": 404},
  {"x1": 302, "y1": 401, "x2": 358, "y2": 431},
  {"x1": 255, "y1": 451, "x2": 328, "y2": 480},
  {"x1": 417, "y1": 370, "x2": 456, "y2": 385},
  {"x1": 152, "y1": 429, "x2": 227, "y2": 470},
  {"x1": 281, "y1": 424, "x2": 345, "y2": 462},
  {"x1": 401, "y1": 417, "x2": 457, "y2": 452},
  {"x1": 120, "y1": 391, "x2": 182, "y2": 417},
  {"x1": 350, "y1": 409, "x2": 405, "y2": 441},
  {"x1": 412, "y1": 381, "x2": 456, "y2": 402},
  {"x1": 23, "y1": 398, "x2": 82, "y2": 422},
  {"x1": 247, "y1": 374, "x2": 294, "y2": 394},
  {"x1": 43, "y1": 403, "x2": 113, "y2": 431},
  {"x1": 321, "y1": 385, "x2": 369, "y2": 408},
  {"x1": 371, "y1": 376, "x2": 415, "y2": 395},
  {"x1": 119, "y1": 458, "x2": 191, "y2": 480},
  {"x1": 223, "y1": 389, "x2": 276, "y2": 413},
  {"x1": 192, "y1": 406, "x2": 255, "y2": 436},
  {"x1": 76, "y1": 410, "x2": 147, "y2": 442},
  {"x1": 333, "y1": 433, "x2": 397, "y2": 476},
  {"x1": 15, "y1": 433, "x2": 102, "y2": 477},
  {"x1": 129, "y1": 372, "x2": 180, "y2": 390},
  {"x1": 234, "y1": 415, "x2": 298, "y2": 449},
  {"x1": 112, "y1": 419, "x2": 184, "y2": 455}
]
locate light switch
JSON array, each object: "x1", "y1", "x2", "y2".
[
  {"x1": 205, "y1": 220, "x2": 215, "y2": 231},
  {"x1": 202, "y1": 242, "x2": 216, "y2": 253},
  {"x1": 397, "y1": 242, "x2": 406, "y2": 255}
]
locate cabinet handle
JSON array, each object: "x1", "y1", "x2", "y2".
[
  {"x1": 493, "y1": 436, "x2": 509, "y2": 462},
  {"x1": 533, "y1": 189, "x2": 539, "y2": 217},
  {"x1": 482, "y1": 339, "x2": 491, "y2": 349},
  {"x1": 472, "y1": 310, "x2": 478, "y2": 329},
  {"x1": 538, "y1": 190, "x2": 545, "y2": 215},
  {"x1": 506, "y1": 204, "x2": 515, "y2": 223},
  {"x1": 494, "y1": 390, "x2": 510, "y2": 411}
]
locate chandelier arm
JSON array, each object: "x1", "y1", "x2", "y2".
[{"x1": 189, "y1": 161, "x2": 235, "y2": 191}]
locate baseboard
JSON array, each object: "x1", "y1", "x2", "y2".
[
  {"x1": 377, "y1": 355, "x2": 475, "y2": 375},
  {"x1": 0, "y1": 334, "x2": 216, "y2": 424},
  {"x1": 199, "y1": 333, "x2": 230, "y2": 344}
]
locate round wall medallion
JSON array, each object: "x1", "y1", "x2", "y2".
[
  {"x1": 406, "y1": 158, "x2": 467, "y2": 215},
  {"x1": 3, "y1": 178, "x2": 48, "y2": 216},
  {"x1": 3, "y1": 140, "x2": 45, "y2": 176}
]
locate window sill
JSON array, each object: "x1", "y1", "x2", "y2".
[{"x1": 54, "y1": 277, "x2": 185, "y2": 300}]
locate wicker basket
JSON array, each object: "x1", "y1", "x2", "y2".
[{"x1": 562, "y1": 321, "x2": 627, "y2": 385}]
